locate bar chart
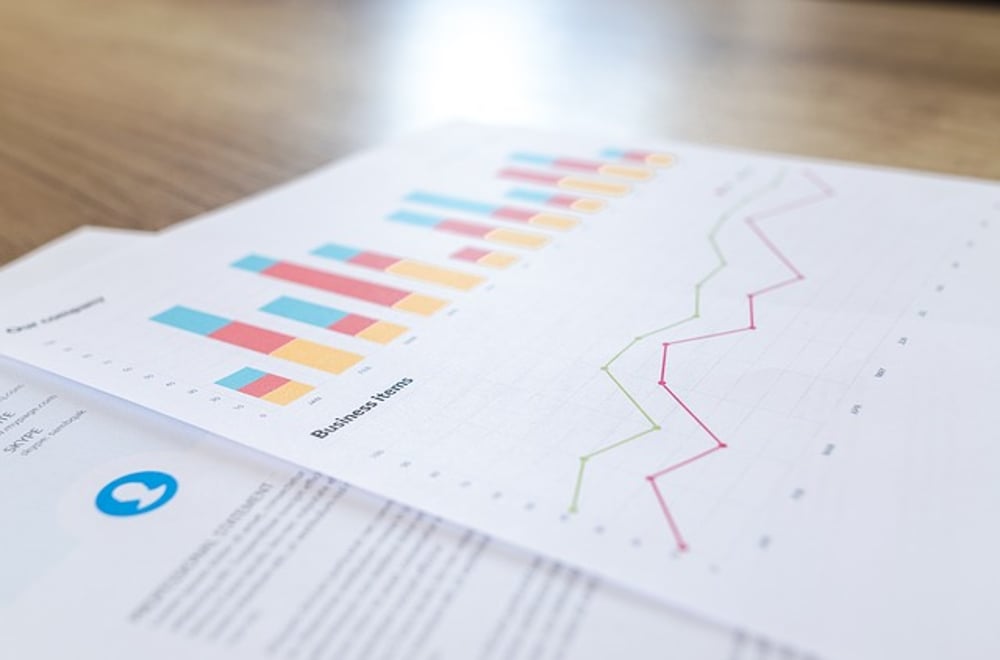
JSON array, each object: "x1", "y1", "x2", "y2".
[{"x1": 152, "y1": 139, "x2": 676, "y2": 405}]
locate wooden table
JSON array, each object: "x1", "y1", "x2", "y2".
[{"x1": 1, "y1": 0, "x2": 998, "y2": 265}]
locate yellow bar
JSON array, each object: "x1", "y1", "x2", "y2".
[
  {"x1": 528, "y1": 213, "x2": 579, "y2": 231},
  {"x1": 393, "y1": 292, "x2": 448, "y2": 316},
  {"x1": 558, "y1": 177, "x2": 630, "y2": 197},
  {"x1": 262, "y1": 380, "x2": 314, "y2": 405},
  {"x1": 598, "y1": 164, "x2": 653, "y2": 181},
  {"x1": 356, "y1": 320, "x2": 408, "y2": 344},
  {"x1": 387, "y1": 260, "x2": 484, "y2": 291},
  {"x1": 270, "y1": 338, "x2": 363, "y2": 374},
  {"x1": 571, "y1": 198, "x2": 606, "y2": 213},
  {"x1": 647, "y1": 153, "x2": 674, "y2": 167},
  {"x1": 478, "y1": 252, "x2": 518, "y2": 269},
  {"x1": 486, "y1": 227, "x2": 550, "y2": 249}
]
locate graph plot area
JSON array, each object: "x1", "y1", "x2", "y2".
[
  {"x1": 567, "y1": 168, "x2": 835, "y2": 553},
  {"x1": 646, "y1": 170, "x2": 833, "y2": 551}
]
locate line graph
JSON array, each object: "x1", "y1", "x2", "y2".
[
  {"x1": 648, "y1": 170, "x2": 833, "y2": 551},
  {"x1": 569, "y1": 167, "x2": 835, "y2": 553},
  {"x1": 568, "y1": 170, "x2": 781, "y2": 513}
]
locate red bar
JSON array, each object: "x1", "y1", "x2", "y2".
[
  {"x1": 452, "y1": 247, "x2": 491, "y2": 262},
  {"x1": 553, "y1": 157, "x2": 602, "y2": 173},
  {"x1": 498, "y1": 167, "x2": 561, "y2": 185},
  {"x1": 623, "y1": 150, "x2": 652, "y2": 162},
  {"x1": 548, "y1": 194, "x2": 579, "y2": 209},
  {"x1": 492, "y1": 207, "x2": 535, "y2": 222},
  {"x1": 330, "y1": 314, "x2": 377, "y2": 335},
  {"x1": 349, "y1": 252, "x2": 400, "y2": 270},
  {"x1": 436, "y1": 219, "x2": 493, "y2": 238},
  {"x1": 240, "y1": 373, "x2": 290, "y2": 397},
  {"x1": 210, "y1": 322, "x2": 294, "y2": 354},
  {"x1": 263, "y1": 262, "x2": 410, "y2": 307}
]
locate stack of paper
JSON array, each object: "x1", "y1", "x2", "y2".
[{"x1": 2, "y1": 124, "x2": 998, "y2": 660}]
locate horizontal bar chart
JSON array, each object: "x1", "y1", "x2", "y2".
[
  {"x1": 505, "y1": 188, "x2": 606, "y2": 213},
  {"x1": 599, "y1": 148, "x2": 674, "y2": 168},
  {"x1": 450, "y1": 247, "x2": 518, "y2": 269},
  {"x1": 232, "y1": 255, "x2": 447, "y2": 316},
  {"x1": 261, "y1": 296, "x2": 407, "y2": 344},
  {"x1": 510, "y1": 152, "x2": 653, "y2": 181},
  {"x1": 388, "y1": 211, "x2": 550, "y2": 249},
  {"x1": 498, "y1": 167, "x2": 630, "y2": 197},
  {"x1": 151, "y1": 306, "x2": 363, "y2": 374},
  {"x1": 216, "y1": 367, "x2": 314, "y2": 405},
  {"x1": 312, "y1": 243, "x2": 484, "y2": 291},
  {"x1": 405, "y1": 191, "x2": 578, "y2": 230}
]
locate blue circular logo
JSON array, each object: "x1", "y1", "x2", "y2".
[{"x1": 95, "y1": 471, "x2": 178, "y2": 517}]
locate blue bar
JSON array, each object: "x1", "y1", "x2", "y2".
[
  {"x1": 510, "y1": 152, "x2": 556, "y2": 166},
  {"x1": 151, "y1": 306, "x2": 230, "y2": 336},
  {"x1": 232, "y1": 254, "x2": 278, "y2": 273},
  {"x1": 261, "y1": 296, "x2": 347, "y2": 328},
  {"x1": 388, "y1": 210, "x2": 443, "y2": 228},
  {"x1": 405, "y1": 192, "x2": 498, "y2": 216},
  {"x1": 600, "y1": 148, "x2": 627, "y2": 159},
  {"x1": 312, "y1": 244, "x2": 362, "y2": 262},
  {"x1": 216, "y1": 367, "x2": 267, "y2": 390},
  {"x1": 505, "y1": 188, "x2": 552, "y2": 204}
]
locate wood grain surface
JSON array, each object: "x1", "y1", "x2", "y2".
[{"x1": 1, "y1": 0, "x2": 998, "y2": 264}]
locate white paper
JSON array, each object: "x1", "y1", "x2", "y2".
[{"x1": 1, "y1": 125, "x2": 998, "y2": 659}]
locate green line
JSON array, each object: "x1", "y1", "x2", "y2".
[
  {"x1": 603, "y1": 338, "x2": 639, "y2": 368},
  {"x1": 569, "y1": 427, "x2": 659, "y2": 512},
  {"x1": 569, "y1": 457, "x2": 587, "y2": 513},
  {"x1": 584, "y1": 427, "x2": 659, "y2": 459},
  {"x1": 568, "y1": 169, "x2": 786, "y2": 513},
  {"x1": 637, "y1": 313, "x2": 698, "y2": 341},
  {"x1": 605, "y1": 371, "x2": 656, "y2": 426}
]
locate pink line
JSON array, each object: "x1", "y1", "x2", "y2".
[
  {"x1": 803, "y1": 168, "x2": 834, "y2": 196},
  {"x1": 667, "y1": 325, "x2": 752, "y2": 347},
  {"x1": 658, "y1": 383, "x2": 726, "y2": 448},
  {"x1": 746, "y1": 219, "x2": 801, "y2": 277},
  {"x1": 749, "y1": 275, "x2": 801, "y2": 298},
  {"x1": 499, "y1": 167, "x2": 561, "y2": 186},
  {"x1": 747, "y1": 191, "x2": 829, "y2": 223},
  {"x1": 649, "y1": 170, "x2": 833, "y2": 552},
  {"x1": 648, "y1": 445, "x2": 725, "y2": 480},
  {"x1": 648, "y1": 478, "x2": 689, "y2": 552}
]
